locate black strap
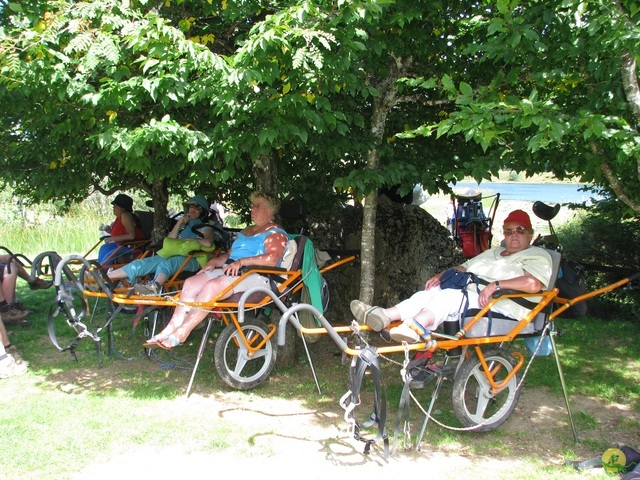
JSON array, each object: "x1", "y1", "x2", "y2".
[
  {"x1": 347, "y1": 346, "x2": 389, "y2": 458},
  {"x1": 392, "y1": 354, "x2": 429, "y2": 452}
]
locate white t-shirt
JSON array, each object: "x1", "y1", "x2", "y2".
[{"x1": 462, "y1": 246, "x2": 553, "y2": 319}]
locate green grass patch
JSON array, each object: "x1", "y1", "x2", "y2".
[{"x1": 2, "y1": 275, "x2": 639, "y2": 478}]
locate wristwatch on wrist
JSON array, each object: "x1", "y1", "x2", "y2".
[{"x1": 495, "y1": 281, "x2": 501, "y2": 291}]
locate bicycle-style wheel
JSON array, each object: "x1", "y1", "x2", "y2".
[
  {"x1": 214, "y1": 319, "x2": 276, "y2": 390},
  {"x1": 452, "y1": 347, "x2": 521, "y2": 432},
  {"x1": 48, "y1": 284, "x2": 112, "y2": 353}
]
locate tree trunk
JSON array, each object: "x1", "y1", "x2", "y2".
[
  {"x1": 252, "y1": 151, "x2": 278, "y2": 195},
  {"x1": 358, "y1": 57, "x2": 409, "y2": 304},
  {"x1": 150, "y1": 179, "x2": 170, "y2": 244}
]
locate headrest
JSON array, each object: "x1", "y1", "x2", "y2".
[{"x1": 532, "y1": 201, "x2": 561, "y2": 221}]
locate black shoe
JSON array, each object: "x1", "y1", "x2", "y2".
[{"x1": 409, "y1": 366, "x2": 437, "y2": 389}]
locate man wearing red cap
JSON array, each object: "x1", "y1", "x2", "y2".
[{"x1": 350, "y1": 209, "x2": 553, "y2": 344}]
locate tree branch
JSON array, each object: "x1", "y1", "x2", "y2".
[
  {"x1": 620, "y1": 51, "x2": 640, "y2": 125},
  {"x1": 593, "y1": 142, "x2": 640, "y2": 212}
]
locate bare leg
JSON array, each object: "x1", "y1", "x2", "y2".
[
  {"x1": 382, "y1": 302, "x2": 437, "y2": 330},
  {"x1": 0, "y1": 319, "x2": 8, "y2": 346},
  {"x1": 0, "y1": 256, "x2": 30, "y2": 282},
  {"x1": 156, "y1": 275, "x2": 232, "y2": 346},
  {"x1": 1, "y1": 266, "x2": 18, "y2": 304},
  {"x1": 158, "y1": 273, "x2": 212, "y2": 332},
  {"x1": 380, "y1": 306, "x2": 401, "y2": 321},
  {"x1": 16, "y1": 263, "x2": 30, "y2": 283},
  {"x1": 413, "y1": 309, "x2": 437, "y2": 329},
  {"x1": 107, "y1": 267, "x2": 127, "y2": 281}
]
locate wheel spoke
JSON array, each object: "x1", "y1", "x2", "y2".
[
  {"x1": 215, "y1": 319, "x2": 276, "y2": 390},
  {"x1": 230, "y1": 352, "x2": 249, "y2": 377},
  {"x1": 468, "y1": 368, "x2": 493, "y2": 422},
  {"x1": 452, "y1": 348, "x2": 521, "y2": 432}
]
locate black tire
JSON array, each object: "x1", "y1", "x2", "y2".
[
  {"x1": 214, "y1": 318, "x2": 276, "y2": 390},
  {"x1": 452, "y1": 347, "x2": 521, "y2": 432}
]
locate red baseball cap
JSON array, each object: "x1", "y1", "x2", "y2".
[{"x1": 503, "y1": 209, "x2": 532, "y2": 229}]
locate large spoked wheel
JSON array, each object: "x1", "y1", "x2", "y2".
[
  {"x1": 214, "y1": 319, "x2": 276, "y2": 390},
  {"x1": 452, "y1": 347, "x2": 521, "y2": 432},
  {"x1": 48, "y1": 284, "x2": 111, "y2": 352}
]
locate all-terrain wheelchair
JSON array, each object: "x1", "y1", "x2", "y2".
[
  {"x1": 266, "y1": 200, "x2": 640, "y2": 456},
  {"x1": 47, "y1": 231, "x2": 357, "y2": 394}
]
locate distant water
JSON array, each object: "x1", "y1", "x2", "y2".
[{"x1": 449, "y1": 181, "x2": 601, "y2": 204}]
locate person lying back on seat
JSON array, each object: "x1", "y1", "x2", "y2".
[
  {"x1": 350, "y1": 209, "x2": 553, "y2": 345},
  {"x1": 144, "y1": 192, "x2": 289, "y2": 350},
  {"x1": 107, "y1": 195, "x2": 216, "y2": 295},
  {"x1": 97, "y1": 193, "x2": 147, "y2": 266}
]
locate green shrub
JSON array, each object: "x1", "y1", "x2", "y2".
[{"x1": 557, "y1": 199, "x2": 640, "y2": 320}]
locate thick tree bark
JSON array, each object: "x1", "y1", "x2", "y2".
[
  {"x1": 150, "y1": 179, "x2": 170, "y2": 244},
  {"x1": 615, "y1": 1, "x2": 640, "y2": 214},
  {"x1": 621, "y1": 51, "x2": 640, "y2": 122},
  {"x1": 252, "y1": 152, "x2": 278, "y2": 195}
]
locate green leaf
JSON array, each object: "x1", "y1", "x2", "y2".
[{"x1": 460, "y1": 82, "x2": 473, "y2": 97}]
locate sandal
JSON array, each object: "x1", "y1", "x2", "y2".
[
  {"x1": 142, "y1": 335, "x2": 166, "y2": 348},
  {"x1": 155, "y1": 335, "x2": 180, "y2": 350}
]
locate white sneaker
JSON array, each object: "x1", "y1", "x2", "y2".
[
  {"x1": 389, "y1": 323, "x2": 420, "y2": 343},
  {"x1": 0, "y1": 354, "x2": 28, "y2": 379}
]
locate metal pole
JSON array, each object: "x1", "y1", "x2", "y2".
[{"x1": 549, "y1": 325, "x2": 579, "y2": 443}]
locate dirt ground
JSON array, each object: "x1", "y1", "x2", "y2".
[
  {"x1": 43, "y1": 327, "x2": 637, "y2": 480},
  {"x1": 67, "y1": 378, "x2": 638, "y2": 480}
]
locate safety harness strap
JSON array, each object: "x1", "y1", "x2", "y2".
[{"x1": 346, "y1": 346, "x2": 389, "y2": 458}]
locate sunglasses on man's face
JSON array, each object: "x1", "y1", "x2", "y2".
[
  {"x1": 188, "y1": 204, "x2": 203, "y2": 211},
  {"x1": 503, "y1": 226, "x2": 528, "y2": 236}
]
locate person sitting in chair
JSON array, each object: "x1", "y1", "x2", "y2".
[
  {"x1": 350, "y1": 209, "x2": 553, "y2": 345},
  {"x1": 0, "y1": 253, "x2": 52, "y2": 324},
  {"x1": 97, "y1": 193, "x2": 147, "y2": 266},
  {"x1": 144, "y1": 192, "x2": 289, "y2": 350},
  {"x1": 107, "y1": 195, "x2": 216, "y2": 295}
]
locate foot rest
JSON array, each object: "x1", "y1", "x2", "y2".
[{"x1": 409, "y1": 364, "x2": 455, "y2": 389}]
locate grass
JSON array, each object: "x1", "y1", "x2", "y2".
[
  {"x1": 2, "y1": 274, "x2": 639, "y2": 479},
  {"x1": 0, "y1": 194, "x2": 638, "y2": 478}
]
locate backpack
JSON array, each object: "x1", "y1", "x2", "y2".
[
  {"x1": 556, "y1": 258, "x2": 588, "y2": 317},
  {"x1": 439, "y1": 268, "x2": 479, "y2": 322}
]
